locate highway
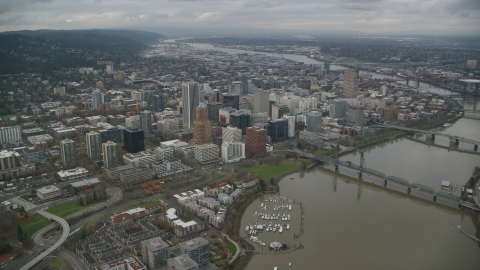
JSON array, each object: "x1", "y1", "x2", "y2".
[{"x1": 20, "y1": 211, "x2": 70, "y2": 270}]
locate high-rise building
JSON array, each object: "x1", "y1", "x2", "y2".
[
  {"x1": 179, "y1": 238, "x2": 209, "y2": 266},
  {"x1": 0, "y1": 126, "x2": 21, "y2": 145},
  {"x1": 182, "y1": 83, "x2": 200, "y2": 129},
  {"x1": 267, "y1": 119, "x2": 289, "y2": 143},
  {"x1": 305, "y1": 112, "x2": 323, "y2": 133},
  {"x1": 221, "y1": 142, "x2": 245, "y2": 163},
  {"x1": 330, "y1": 99, "x2": 347, "y2": 119},
  {"x1": 222, "y1": 126, "x2": 242, "y2": 142},
  {"x1": 191, "y1": 103, "x2": 212, "y2": 145},
  {"x1": 140, "y1": 110, "x2": 153, "y2": 133},
  {"x1": 230, "y1": 81, "x2": 242, "y2": 95},
  {"x1": 207, "y1": 103, "x2": 222, "y2": 122},
  {"x1": 86, "y1": 131, "x2": 101, "y2": 160},
  {"x1": 240, "y1": 75, "x2": 248, "y2": 96},
  {"x1": 283, "y1": 114, "x2": 296, "y2": 137},
  {"x1": 167, "y1": 254, "x2": 199, "y2": 270},
  {"x1": 142, "y1": 237, "x2": 170, "y2": 268},
  {"x1": 344, "y1": 69, "x2": 359, "y2": 98},
  {"x1": 347, "y1": 107, "x2": 365, "y2": 125},
  {"x1": 91, "y1": 89, "x2": 103, "y2": 110},
  {"x1": 222, "y1": 94, "x2": 239, "y2": 110},
  {"x1": 271, "y1": 104, "x2": 289, "y2": 120},
  {"x1": 60, "y1": 138, "x2": 76, "y2": 167},
  {"x1": 99, "y1": 127, "x2": 122, "y2": 144},
  {"x1": 245, "y1": 126, "x2": 266, "y2": 157},
  {"x1": 152, "y1": 95, "x2": 165, "y2": 112},
  {"x1": 253, "y1": 91, "x2": 269, "y2": 114},
  {"x1": 208, "y1": 89, "x2": 223, "y2": 104},
  {"x1": 102, "y1": 141, "x2": 118, "y2": 169},
  {"x1": 124, "y1": 128, "x2": 145, "y2": 153},
  {"x1": 194, "y1": 144, "x2": 219, "y2": 165},
  {"x1": 229, "y1": 109, "x2": 251, "y2": 136}
]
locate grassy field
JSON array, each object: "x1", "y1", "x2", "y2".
[
  {"x1": 246, "y1": 161, "x2": 298, "y2": 180},
  {"x1": 314, "y1": 149, "x2": 330, "y2": 156},
  {"x1": 123, "y1": 200, "x2": 161, "y2": 211},
  {"x1": 0, "y1": 114, "x2": 15, "y2": 122},
  {"x1": 226, "y1": 240, "x2": 237, "y2": 256},
  {"x1": 46, "y1": 201, "x2": 92, "y2": 217},
  {"x1": 52, "y1": 257, "x2": 68, "y2": 270},
  {"x1": 281, "y1": 143, "x2": 293, "y2": 149},
  {"x1": 23, "y1": 214, "x2": 51, "y2": 236},
  {"x1": 212, "y1": 172, "x2": 225, "y2": 182}
]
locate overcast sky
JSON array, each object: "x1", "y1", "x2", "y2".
[{"x1": 0, "y1": 0, "x2": 479, "y2": 35}]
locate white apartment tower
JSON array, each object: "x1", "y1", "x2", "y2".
[
  {"x1": 102, "y1": 141, "x2": 118, "y2": 169},
  {"x1": 86, "y1": 131, "x2": 102, "y2": 160}
]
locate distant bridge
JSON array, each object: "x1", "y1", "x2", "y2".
[
  {"x1": 331, "y1": 57, "x2": 360, "y2": 65},
  {"x1": 374, "y1": 124, "x2": 480, "y2": 149},
  {"x1": 282, "y1": 149, "x2": 479, "y2": 211}
]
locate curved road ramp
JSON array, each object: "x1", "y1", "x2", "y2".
[{"x1": 20, "y1": 211, "x2": 69, "y2": 270}]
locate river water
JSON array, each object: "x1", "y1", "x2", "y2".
[{"x1": 240, "y1": 121, "x2": 480, "y2": 269}]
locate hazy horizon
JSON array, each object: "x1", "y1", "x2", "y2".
[{"x1": 0, "y1": 0, "x2": 479, "y2": 37}]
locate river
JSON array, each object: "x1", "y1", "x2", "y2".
[{"x1": 241, "y1": 117, "x2": 480, "y2": 269}]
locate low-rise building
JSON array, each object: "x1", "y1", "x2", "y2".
[
  {"x1": 95, "y1": 256, "x2": 146, "y2": 270},
  {"x1": 70, "y1": 178, "x2": 101, "y2": 191},
  {"x1": 57, "y1": 167, "x2": 88, "y2": 181},
  {"x1": 167, "y1": 254, "x2": 199, "y2": 270},
  {"x1": 37, "y1": 185, "x2": 61, "y2": 200}
]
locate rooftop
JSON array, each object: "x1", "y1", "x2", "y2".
[{"x1": 180, "y1": 237, "x2": 208, "y2": 251}]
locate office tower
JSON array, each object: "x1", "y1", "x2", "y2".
[
  {"x1": 283, "y1": 114, "x2": 296, "y2": 137},
  {"x1": 124, "y1": 128, "x2": 145, "y2": 153},
  {"x1": 207, "y1": 103, "x2": 222, "y2": 122},
  {"x1": 152, "y1": 95, "x2": 164, "y2": 112},
  {"x1": 99, "y1": 127, "x2": 122, "y2": 143},
  {"x1": 230, "y1": 81, "x2": 242, "y2": 95},
  {"x1": 229, "y1": 109, "x2": 251, "y2": 136},
  {"x1": 330, "y1": 99, "x2": 347, "y2": 119},
  {"x1": 267, "y1": 119, "x2": 289, "y2": 143},
  {"x1": 91, "y1": 89, "x2": 103, "y2": 110},
  {"x1": 245, "y1": 126, "x2": 266, "y2": 157},
  {"x1": 140, "y1": 110, "x2": 153, "y2": 133},
  {"x1": 142, "y1": 237, "x2": 170, "y2": 268},
  {"x1": 60, "y1": 138, "x2": 76, "y2": 167},
  {"x1": 222, "y1": 94, "x2": 239, "y2": 110},
  {"x1": 106, "y1": 64, "x2": 113, "y2": 74},
  {"x1": 344, "y1": 69, "x2": 359, "y2": 98},
  {"x1": 102, "y1": 141, "x2": 118, "y2": 169},
  {"x1": 179, "y1": 238, "x2": 209, "y2": 266},
  {"x1": 222, "y1": 126, "x2": 242, "y2": 142},
  {"x1": 221, "y1": 142, "x2": 245, "y2": 163},
  {"x1": 191, "y1": 103, "x2": 212, "y2": 144},
  {"x1": 0, "y1": 126, "x2": 21, "y2": 145},
  {"x1": 182, "y1": 83, "x2": 200, "y2": 129},
  {"x1": 305, "y1": 111, "x2": 323, "y2": 133},
  {"x1": 347, "y1": 107, "x2": 365, "y2": 125},
  {"x1": 240, "y1": 75, "x2": 248, "y2": 96},
  {"x1": 86, "y1": 131, "x2": 101, "y2": 160},
  {"x1": 271, "y1": 104, "x2": 289, "y2": 120},
  {"x1": 208, "y1": 89, "x2": 223, "y2": 104}
]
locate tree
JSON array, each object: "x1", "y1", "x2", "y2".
[
  {"x1": 270, "y1": 177, "x2": 275, "y2": 185},
  {"x1": 17, "y1": 225, "x2": 24, "y2": 242},
  {"x1": 259, "y1": 179, "x2": 266, "y2": 190},
  {"x1": 93, "y1": 190, "x2": 97, "y2": 201}
]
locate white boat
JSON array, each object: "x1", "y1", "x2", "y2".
[
  {"x1": 274, "y1": 266, "x2": 278, "y2": 270},
  {"x1": 273, "y1": 227, "x2": 276, "y2": 232},
  {"x1": 288, "y1": 214, "x2": 291, "y2": 221},
  {"x1": 279, "y1": 226, "x2": 283, "y2": 233},
  {"x1": 246, "y1": 226, "x2": 249, "y2": 231},
  {"x1": 286, "y1": 224, "x2": 290, "y2": 230},
  {"x1": 266, "y1": 227, "x2": 270, "y2": 232},
  {"x1": 443, "y1": 123, "x2": 452, "y2": 128},
  {"x1": 289, "y1": 205, "x2": 292, "y2": 211},
  {"x1": 289, "y1": 262, "x2": 292, "y2": 267}
]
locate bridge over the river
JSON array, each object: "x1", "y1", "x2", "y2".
[
  {"x1": 283, "y1": 149, "x2": 478, "y2": 212},
  {"x1": 374, "y1": 124, "x2": 480, "y2": 150}
]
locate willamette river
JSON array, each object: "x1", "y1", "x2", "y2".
[
  {"x1": 242, "y1": 118, "x2": 480, "y2": 270},
  {"x1": 165, "y1": 40, "x2": 480, "y2": 269}
]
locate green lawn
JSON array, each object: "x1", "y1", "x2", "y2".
[
  {"x1": 0, "y1": 114, "x2": 15, "y2": 122},
  {"x1": 246, "y1": 161, "x2": 298, "y2": 180},
  {"x1": 123, "y1": 200, "x2": 161, "y2": 211},
  {"x1": 52, "y1": 257, "x2": 68, "y2": 270},
  {"x1": 212, "y1": 172, "x2": 225, "y2": 182},
  {"x1": 314, "y1": 149, "x2": 329, "y2": 156},
  {"x1": 46, "y1": 201, "x2": 92, "y2": 217},
  {"x1": 226, "y1": 240, "x2": 237, "y2": 256},
  {"x1": 23, "y1": 214, "x2": 51, "y2": 236},
  {"x1": 281, "y1": 143, "x2": 293, "y2": 149}
]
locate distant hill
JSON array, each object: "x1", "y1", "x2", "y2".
[{"x1": 0, "y1": 29, "x2": 164, "y2": 75}]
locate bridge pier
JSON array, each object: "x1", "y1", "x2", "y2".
[
  {"x1": 384, "y1": 179, "x2": 387, "y2": 187},
  {"x1": 357, "y1": 171, "x2": 362, "y2": 178},
  {"x1": 407, "y1": 187, "x2": 411, "y2": 194},
  {"x1": 475, "y1": 145, "x2": 478, "y2": 151},
  {"x1": 450, "y1": 138, "x2": 459, "y2": 146},
  {"x1": 334, "y1": 165, "x2": 339, "y2": 171},
  {"x1": 426, "y1": 133, "x2": 435, "y2": 140},
  {"x1": 433, "y1": 195, "x2": 437, "y2": 202}
]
